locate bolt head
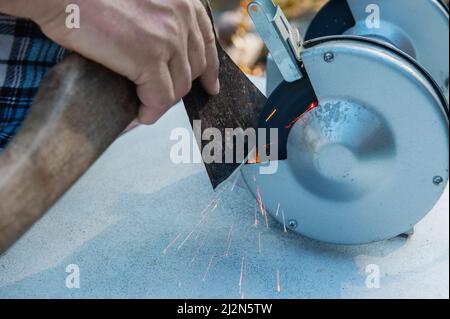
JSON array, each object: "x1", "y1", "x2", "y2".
[
  {"x1": 288, "y1": 220, "x2": 298, "y2": 229},
  {"x1": 324, "y1": 52, "x2": 334, "y2": 63},
  {"x1": 250, "y1": 4, "x2": 258, "y2": 12},
  {"x1": 433, "y1": 176, "x2": 444, "y2": 185}
]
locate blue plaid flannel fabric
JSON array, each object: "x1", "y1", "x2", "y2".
[{"x1": 0, "y1": 14, "x2": 69, "y2": 151}]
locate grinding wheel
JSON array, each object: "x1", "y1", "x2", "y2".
[{"x1": 241, "y1": 36, "x2": 449, "y2": 244}]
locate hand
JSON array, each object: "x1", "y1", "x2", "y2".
[{"x1": 2, "y1": 0, "x2": 220, "y2": 124}]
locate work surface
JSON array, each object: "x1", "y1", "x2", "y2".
[{"x1": 0, "y1": 77, "x2": 448, "y2": 299}]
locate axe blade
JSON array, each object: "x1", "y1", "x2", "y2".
[{"x1": 184, "y1": 0, "x2": 266, "y2": 188}]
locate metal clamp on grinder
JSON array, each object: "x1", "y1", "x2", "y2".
[{"x1": 241, "y1": 0, "x2": 449, "y2": 244}]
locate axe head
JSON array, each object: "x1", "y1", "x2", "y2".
[{"x1": 183, "y1": 0, "x2": 266, "y2": 188}]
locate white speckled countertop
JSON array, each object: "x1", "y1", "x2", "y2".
[{"x1": 0, "y1": 77, "x2": 448, "y2": 299}]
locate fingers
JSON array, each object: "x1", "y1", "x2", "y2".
[
  {"x1": 188, "y1": 12, "x2": 207, "y2": 80},
  {"x1": 169, "y1": 49, "x2": 192, "y2": 100},
  {"x1": 137, "y1": 63, "x2": 175, "y2": 124},
  {"x1": 194, "y1": 0, "x2": 220, "y2": 95},
  {"x1": 137, "y1": 0, "x2": 220, "y2": 125}
]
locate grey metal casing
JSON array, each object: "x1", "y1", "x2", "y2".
[
  {"x1": 345, "y1": 0, "x2": 449, "y2": 101},
  {"x1": 242, "y1": 37, "x2": 449, "y2": 244}
]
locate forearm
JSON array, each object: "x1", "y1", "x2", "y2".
[{"x1": 0, "y1": 0, "x2": 69, "y2": 24}]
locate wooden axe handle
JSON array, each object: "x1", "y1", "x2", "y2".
[{"x1": 0, "y1": 55, "x2": 140, "y2": 252}]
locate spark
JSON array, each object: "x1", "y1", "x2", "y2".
[
  {"x1": 162, "y1": 233, "x2": 181, "y2": 255},
  {"x1": 239, "y1": 256, "x2": 245, "y2": 295},
  {"x1": 178, "y1": 213, "x2": 209, "y2": 251},
  {"x1": 258, "y1": 232, "x2": 262, "y2": 254},
  {"x1": 202, "y1": 255, "x2": 215, "y2": 282},
  {"x1": 230, "y1": 174, "x2": 239, "y2": 192},
  {"x1": 217, "y1": 182, "x2": 231, "y2": 195},
  {"x1": 256, "y1": 187, "x2": 269, "y2": 228},
  {"x1": 256, "y1": 188, "x2": 264, "y2": 216},
  {"x1": 265, "y1": 109, "x2": 278, "y2": 122},
  {"x1": 281, "y1": 210, "x2": 288, "y2": 233},
  {"x1": 224, "y1": 224, "x2": 234, "y2": 257},
  {"x1": 199, "y1": 185, "x2": 228, "y2": 216},
  {"x1": 253, "y1": 208, "x2": 259, "y2": 228},
  {"x1": 264, "y1": 211, "x2": 269, "y2": 228},
  {"x1": 211, "y1": 200, "x2": 219, "y2": 212},
  {"x1": 247, "y1": 150, "x2": 261, "y2": 164},
  {"x1": 200, "y1": 198, "x2": 219, "y2": 216},
  {"x1": 177, "y1": 229, "x2": 198, "y2": 251},
  {"x1": 191, "y1": 231, "x2": 209, "y2": 264},
  {"x1": 276, "y1": 270, "x2": 282, "y2": 293},
  {"x1": 275, "y1": 203, "x2": 281, "y2": 217},
  {"x1": 285, "y1": 101, "x2": 318, "y2": 129}
]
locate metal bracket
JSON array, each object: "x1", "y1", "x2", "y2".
[{"x1": 248, "y1": 0, "x2": 303, "y2": 82}]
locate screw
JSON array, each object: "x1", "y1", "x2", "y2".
[
  {"x1": 288, "y1": 220, "x2": 298, "y2": 229},
  {"x1": 433, "y1": 176, "x2": 444, "y2": 186},
  {"x1": 250, "y1": 4, "x2": 258, "y2": 13},
  {"x1": 324, "y1": 52, "x2": 334, "y2": 63}
]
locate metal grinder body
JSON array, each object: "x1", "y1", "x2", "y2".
[{"x1": 240, "y1": 0, "x2": 449, "y2": 244}]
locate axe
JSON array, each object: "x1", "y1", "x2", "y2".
[{"x1": 0, "y1": 0, "x2": 266, "y2": 253}]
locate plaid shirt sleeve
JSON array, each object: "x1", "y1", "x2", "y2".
[{"x1": 0, "y1": 14, "x2": 70, "y2": 151}]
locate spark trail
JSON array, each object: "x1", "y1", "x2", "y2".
[
  {"x1": 256, "y1": 187, "x2": 269, "y2": 228},
  {"x1": 191, "y1": 231, "x2": 210, "y2": 264},
  {"x1": 258, "y1": 232, "x2": 262, "y2": 254},
  {"x1": 178, "y1": 212, "x2": 210, "y2": 251},
  {"x1": 253, "y1": 208, "x2": 259, "y2": 228},
  {"x1": 239, "y1": 256, "x2": 245, "y2": 295},
  {"x1": 163, "y1": 233, "x2": 181, "y2": 255},
  {"x1": 202, "y1": 255, "x2": 215, "y2": 282},
  {"x1": 281, "y1": 210, "x2": 288, "y2": 233},
  {"x1": 276, "y1": 270, "x2": 282, "y2": 293},
  {"x1": 224, "y1": 224, "x2": 234, "y2": 257}
]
